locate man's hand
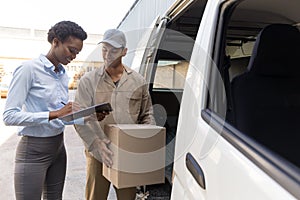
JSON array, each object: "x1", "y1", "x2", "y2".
[
  {"x1": 84, "y1": 111, "x2": 110, "y2": 123},
  {"x1": 96, "y1": 111, "x2": 110, "y2": 121},
  {"x1": 91, "y1": 138, "x2": 113, "y2": 167}
]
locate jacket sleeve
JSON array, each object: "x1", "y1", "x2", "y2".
[
  {"x1": 138, "y1": 82, "x2": 156, "y2": 125},
  {"x1": 73, "y1": 76, "x2": 107, "y2": 161}
]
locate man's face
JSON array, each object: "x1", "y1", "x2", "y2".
[{"x1": 101, "y1": 43, "x2": 126, "y2": 68}]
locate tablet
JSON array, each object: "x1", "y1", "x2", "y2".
[{"x1": 59, "y1": 102, "x2": 113, "y2": 122}]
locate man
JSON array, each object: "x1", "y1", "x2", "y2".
[{"x1": 74, "y1": 29, "x2": 155, "y2": 200}]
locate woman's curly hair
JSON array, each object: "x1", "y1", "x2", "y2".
[{"x1": 47, "y1": 21, "x2": 87, "y2": 43}]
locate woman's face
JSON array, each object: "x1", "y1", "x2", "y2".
[{"x1": 54, "y1": 36, "x2": 83, "y2": 65}]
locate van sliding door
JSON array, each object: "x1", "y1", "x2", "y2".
[{"x1": 138, "y1": 17, "x2": 169, "y2": 83}]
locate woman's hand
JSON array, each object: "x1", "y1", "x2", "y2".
[{"x1": 49, "y1": 102, "x2": 79, "y2": 120}]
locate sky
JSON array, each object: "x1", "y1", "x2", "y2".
[{"x1": 0, "y1": 0, "x2": 137, "y2": 34}]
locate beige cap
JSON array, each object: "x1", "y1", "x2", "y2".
[{"x1": 99, "y1": 29, "x2": 126, "y2": 48}]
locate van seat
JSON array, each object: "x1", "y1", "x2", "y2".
[
  {"x1": 229, "y1": 56, "x2": 250, "y2": 81},
  {"x1": 231, "y1": 24, "x2": 300, "y2": 167}
]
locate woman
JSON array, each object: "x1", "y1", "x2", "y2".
[{"x1": 3, "y1": 21, "x2": 87, "y2": 200}]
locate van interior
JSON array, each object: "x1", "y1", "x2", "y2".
[{"x1": 146, "y1": 0, "x2": 300, "y2": 193}]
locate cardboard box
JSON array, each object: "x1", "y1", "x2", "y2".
[{"x1": 103, "y1": 124, "x2": 166, "y2": 189}]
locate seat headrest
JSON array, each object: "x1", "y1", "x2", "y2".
[{"x1": 247, "y1": 24, "x2": 300, "y2": 77}]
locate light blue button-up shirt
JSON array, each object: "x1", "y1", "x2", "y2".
[{"x1": 3, "y1": 54, "x2": 70, "y2": 137}]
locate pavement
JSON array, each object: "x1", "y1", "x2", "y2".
[{"x1": 0, "y1": 99, "x2": 171, "y2": 200}]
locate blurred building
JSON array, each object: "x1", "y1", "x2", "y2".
[{"x1": 0, "y1": 26, "x2": 104, "y2": 89}]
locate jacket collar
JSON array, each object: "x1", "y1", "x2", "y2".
[{"x1": 98, "y1": 64, "x2": 133, "y2": 77}]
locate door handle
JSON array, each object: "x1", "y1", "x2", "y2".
[{"x1": 186, "y1": 153, "x2": 206, "y2": 189}]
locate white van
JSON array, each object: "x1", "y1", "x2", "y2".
[{"x1": 129, "y1": 0, "x2": 300, "y2": 199}]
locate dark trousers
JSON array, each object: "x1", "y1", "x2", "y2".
[
  {"x1": 85, "y1": 150, "x2": 136, "y2": 200},
  {"x1": 14, "y1": 133, "x2": 66, "y2": 200}
]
